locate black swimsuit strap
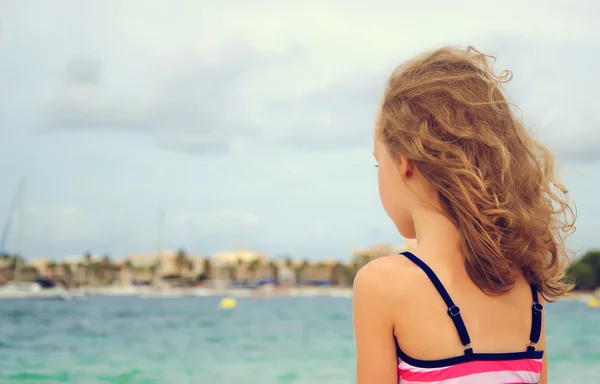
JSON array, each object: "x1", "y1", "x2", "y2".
[
  {"x1": 400, "y1": 252, "x2": 473, "y2": 355},
  {"x1": 528, "y1": 285, "x2": 543, "y2": 352}
]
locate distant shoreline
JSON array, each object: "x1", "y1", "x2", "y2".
[
  {"x1": 78, "y1": 285, "x2": 354, "y2": 299},
  {"x1": 75, "y1": 285, "x2": 597, "y2": 301},
  {"x1": 563, "y1": 290, "x2": 597, "y2": 302}
]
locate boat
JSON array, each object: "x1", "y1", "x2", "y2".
[
  {"x1": 190, "y1": 287, "x2": 214, "y2": 297},
  {"x1": 92, "y1": 285, "x2": 144, "y2": 297},
  {"x1": 137, "y1": 286, "x2": 190, "y2": 299},
  {"x1": 0, "y1": 281, "x2": 69, "y2": 300},
  {"x1": 328, "y1": 288, "x2": 352, "y2": 298}
]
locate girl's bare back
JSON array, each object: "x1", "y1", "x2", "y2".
[{"x1": 353, "y1": 46, "x2": 573, "y2": 384}]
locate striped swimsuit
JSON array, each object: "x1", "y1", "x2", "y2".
[{"x1": 396, "y1": 252, "x2": 544, "y2": 384}]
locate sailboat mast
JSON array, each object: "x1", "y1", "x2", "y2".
[
  {"x1": 155, "y1": 209, "x2": 164, "y2": 283},
  {"x1": 14, "y1": 178, "x2": 25, "y2": 281},
  {"x1": 157, "y1": 209, "x2": 165, "y2": 259},
  {"x1": 17, "y1": 179, "x2": 24, "y2": 260}
]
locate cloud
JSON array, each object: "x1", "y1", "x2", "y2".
[
  {"x1": 264, "y1": 73, "x2": 385, "y2": 149},
  {"x1": 15, "y1": 205, "x2": 123, "y2": 258},
  {"x1": 66, "y1": 56, "x2": 102, "y2": 86},
  {"x1": 39, "y1": 37, "x2": 600, "y2": 161},
  {"x1": 265, "y1": 36, "x2": 600, "y2": 162},
  {"x1": 478, "y1": 37, "x2": 600, "y2": 163},
  {"x1": 1, "y1": 0, "x2": 600, "y2": 259},
  {"x1": 1, "y1": 1, "x2": 596, "y2": 161},
  {"x1": 167, "y1": 209, "x2": 262, "y2": 237},
  {"x1": 39, "y1": 43, "x2": 300, "y2": 153}
]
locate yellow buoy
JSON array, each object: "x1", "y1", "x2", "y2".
[
  {"x1": 587, "y1": 297, "x2": 599, "y2": 308},
  {"x1": 219, "y1": 297, "x2": 237, "y2": 309}
]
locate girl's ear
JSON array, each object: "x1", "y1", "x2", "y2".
[{"x1": 396, "y1": 155, "x2": 415, "y2": 179}]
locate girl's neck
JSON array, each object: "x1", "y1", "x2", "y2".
[{"x1": 412, "y1": 205, "x2": 463, "y2": 263}]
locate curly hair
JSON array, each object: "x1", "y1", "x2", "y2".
[{"x1": 377, "y1": 46, "x2": 576, "y2": 301}]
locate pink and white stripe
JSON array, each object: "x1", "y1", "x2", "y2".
[{"x1": 398, "y1": 358, "x2": 542, "y2": 384}]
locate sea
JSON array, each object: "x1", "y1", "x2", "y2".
[{"x1": 0, "y1": 296, "x2": 598, "y2": 384}]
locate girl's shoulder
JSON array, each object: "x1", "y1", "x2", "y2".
[{"x1": 353, "y1": 253, "x2": 425, "y2": 303}]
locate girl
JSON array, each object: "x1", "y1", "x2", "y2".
[{"x1": 353, "y1": 46, "x2": 575, "y2": 384}]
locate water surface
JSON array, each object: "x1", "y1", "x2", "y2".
[{"x1": 0, "y1": 297, "x2": 597, "y2": 383}]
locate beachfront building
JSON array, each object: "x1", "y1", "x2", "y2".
[
  {"x1": 350, "y1": 243, "x2": 396, "y2": 263},
  {"x1": 62, "y1": 254, "x2": 111, "y2": 286},
  {"x1": 300, "y1": 258, "x2": 337, "y2": 285},
  {"x1": 125, "y1": 253, "x2": 158, "y2": 285},
  {"x1": 292, "y1": 258, "x2": 353, "y2": 287},
  {"x1": 29, "y1": 258, "x2": 49, "y2": 276},
  {"x1": 210, "y1": 249, "x2": 270, "y2": 285},
  {"x1": 275, "y1": 260, "x2": 295, "y2": 286},
  {"x1": 156, "y1": 250, "x2": 183, "y2": 277},
  {"x1": 211, "y1": 249, "x2": 268, "y2": 266},
  {"x1": 189, "y1": 255, "x2": 209, "y2": 279},
  {"x1": 0, "y1": 255, "x2": 39, "y2": 283},
  {"x1": 121, "y1": 250, "x2": 209, "y2": 286},
  {"x1": 330, "y1": 261, "x2": 352, "y2": 286},
  {"x1": 350, "y1": 239, "x2": 417, "y2": 266}
]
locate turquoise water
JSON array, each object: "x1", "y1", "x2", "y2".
[{"x1": 0, "y1": 297, "x2": 598, "y2": 384}]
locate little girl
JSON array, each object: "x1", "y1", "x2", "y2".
[{"x1": 353, "y1": 46, "x2": 575, "y2": 384}]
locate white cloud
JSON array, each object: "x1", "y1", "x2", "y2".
[
  {"x1": 1, "y1": 0, "x2": 599, "y2": 258},
  {"x1": 1, "y1": 0, "x2": 597, "y2": 159},
  {"x1": 168, "y1": 209, "x2": 262, "y2": 237},
  {"x1": 14, "y1": 205, "x2": 103, "y2": 257}
]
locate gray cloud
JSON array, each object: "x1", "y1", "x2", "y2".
[
  {"x1": 482, "y1": 37, "x2": 600, "y2": 163},
  {"x1": 66, "y1": 56, "x2": 102, "y2": 86},
  {"x1": 265, "y1": 72, "x2": 386, "y2": 149},
  {"x1": 26, "y1": 24, "x2": 600, "y2": 163},
  {"x1": 40, "y1": 43, "x2": 299, "y2": 152},
  {"x1": 267, "y1": 36, "x2": 600, "y2": 162}
]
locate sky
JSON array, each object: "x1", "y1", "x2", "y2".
[{"x1": 0, "y1": 0, "x2": 599, "y2": 261}]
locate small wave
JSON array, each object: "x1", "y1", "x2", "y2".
[
  {"x1": 276, "y1": 372, "x2": 300, "y2": 382},
  {"x1": 97, "y1": 369, "x2": 150, "y2": 383},
  {"x1": 205, "y1": 336, "x2": 227, "y2": 344},
  {"x1": 198, "y1": 319, "x2": 218, "y2": 328},
  {"x1": 7, "y1": 372, "x2": 69, "y2": 382},
  {"x1": 112, "y1": 310, "x2": 140, "y2": 319}
]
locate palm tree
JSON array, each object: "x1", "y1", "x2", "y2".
[
  {"x1": 175, "y1": 248, "x2": 188, "y2": 277},
  {"x1": 83, "y1": 252, "x2": 92, "y2": 285},
  {"x1": 100, "y1": 254, "x2": 112, "y2": 284},
  {"x1": 268, "y1": 261, "x2": 279, "y2": 282},
  {"x1": 47, "y1": 261, "x2": 57, "y2": 277},
  {"x1": 358, "y1": 254, "x2": 370, "y2": 268},
  {"x1": 8, "y1": 255, "x2": 24, "y2": 281},
  {"x1": 347, "y1": 260, "x2": 361, "y2": 285},
  {"x1": 233, "y1": 258, "x2": 243, "y2": 282},
  {"x1": 332, "y1": 262, "x2": 352, "y2": 286},
  {"x1": 149, "y1": 263, "x2": 158, "y2": 281},
  {"x1": 294, "y1": 259, "x2": 310, "y2": 285},
  {"x1": 226, "y1": 265, "x2": 236, "y2": 282},
  {"x1": 202, "y1": 258, "x2": 212, "y2": 279},
  {"x1": 59, "y1": 262, "x2": 73, "y2": 287},
  {"x1": 0, "y1": 253, "x2": 14, "y2": 282},
  {"x1": 101, "y1": 255, "x2": 111, "y2": 266},
  {"x1": 248, "y1": 258, "x2": 260, "y2": 271},
  {"x1": 247, "y1": 258, "x2": 261, "y2": 283}
]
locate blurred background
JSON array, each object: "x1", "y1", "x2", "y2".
[{"x1": 0, "y1": 1, "x2": 599, "y2": 383}]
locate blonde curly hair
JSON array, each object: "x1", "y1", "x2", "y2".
[{"x1": 377, "y1": 46, "x2": 576, "y2": 301}]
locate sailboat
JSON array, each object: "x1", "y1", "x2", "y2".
[{"x1": 0, "y1": 180, "x2": 68, "y2": 300}]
